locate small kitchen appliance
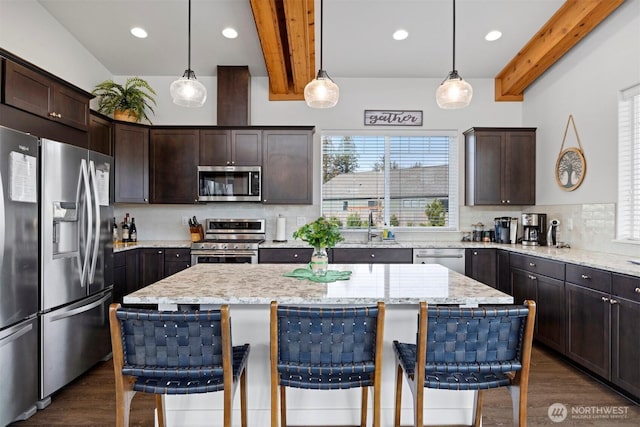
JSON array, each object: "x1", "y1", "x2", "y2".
[
  {"x1": 190, "y1": 218, "x2": 265, "y2": 265},
  {"x1": 547, "y1": 218, "x2": 560, "y2": 247},
  {"x1": 521, "y1": 213, "x2": 547, "y2": 246},
  {"x1": 494, "y1": 217, "x2": 512, "y2": 243}
]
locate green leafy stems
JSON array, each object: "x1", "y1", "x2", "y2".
[
  {"x1": 292, "y1": 217, "x2": 345, "y2": 249},
  {"x1": 92, "y1": 77, "x2": 157, "y2": 123}
]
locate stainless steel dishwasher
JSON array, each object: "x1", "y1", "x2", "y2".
[{"x1": 412, "y1": 248, "x2": 465, "y2": 274}]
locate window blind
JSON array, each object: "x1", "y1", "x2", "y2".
[
  {"x1": 617, "y1": 84, "x2": 640, "y2": 241},
  {"x1": 321, "y1": 132, "x2": 458, "y2": 230}
]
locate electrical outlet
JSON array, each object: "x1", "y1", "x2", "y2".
[
  {"x1": 296, "y1": 216, "x2": 307, "y2": 226},
  {"x1": 181, "y1": 216, "x2": 190, "y2": 226},
  {"x1": 567, "y1": 218, "x2": 573, "y2": 231}
]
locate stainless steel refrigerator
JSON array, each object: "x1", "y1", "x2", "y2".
[
  {"x1": 39, "y1": 138, "x2": 114, "y2": 404},
  {"x1": 0, "y1": 126, "x2": 39, "y2": 425}
]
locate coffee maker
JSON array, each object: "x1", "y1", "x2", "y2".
[{"x1": 521, "y1": 213, "x2": 547, "y2": 246}]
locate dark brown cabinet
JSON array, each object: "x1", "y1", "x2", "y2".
[
  {"x1": 262, "y1": 128, "x2": 314, "y2": 204},
  {"x1": 113, "y1": 250, "x2": 139, "y2": 304},
  {"x1": 199, "y1": 129, "x2": 261, "y2": 166},
  {"x1": 332, "y1": 248, "x2": 412, "y2": 264},
  {"x1": 150, "y1": 128, "x2": 199, "y2": 203},
  {"x1": 565, "y1": 264, "x2": 612, "y2": 378},
  {"x1": 3, "y1": 59, "x2": 90, "y2": 131},
  {"x1": 164, "y1": 248, "x2": 191, "y2": 276},
  {"x1": 611, "y1": 273, "x2": 640, "y2": 399},
  {"x1": 465, "y1": 248, "x2": 496, "y2": 287},
  {"x1": 510, "y1": 253, "x2": 565, "y2": 353},
  {"x1": 464, "y1": 127, "x2": 536, "y2": 206},
  {"x1": 114, "y1": 123, "x2": 149, "y2": 203},
  {"x1": 259, "y1": 247, "x2": 315, "y2": 264},
  {"x1": 138, "y1": 248, "x2": 166, "y2": 287},
  {"x1": 497, "y1": 250, "x2": 511, "y2": 295},
  {"x1": 89, "y1": 111, "x2": 112, "y2": 156}
]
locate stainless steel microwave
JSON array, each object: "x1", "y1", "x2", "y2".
[{"x1": 197, "y1": 165, "x2": 261, "y2": 202}]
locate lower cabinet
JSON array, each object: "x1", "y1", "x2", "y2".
[
  {"x1": 510, "y1": 253, "x2": 565, "y2": 353},
  {"x1": 259, "y1": 247, "x2": 314, "y2": 264},
  {"x1": 565, "y1": 264, "x2": 612, "y2": 379},
  {"x1": 496, "y1": 249, "x2": 511, "y2": 295},
  {"x1": 331, "y1": 248, "x2": 413, "y2": 264},
  {"x1": 611, "y1": 273, "x2": 640, "y2": 399},
  {"x1": 465, "y1": 248, "x2": 496, "y2": 287},
  {"x1": 113, "y1": 248, "x2": 191, "y2": 303}
]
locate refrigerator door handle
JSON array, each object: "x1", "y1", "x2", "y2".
[
  {"x1": 88, "y1": 160, "x2": 100, "y2": 284},
  {"x1": 47, "y1": 292, "x2": 110, "y2": 322},
  {"x1": 0, "y1": 320, "x2": 34, "y2": 348},
  {"x1": 0, "y1": 162, "x2": 4, "y2": 275},
  {"x1": 78, "y1": 159, "x2": 92, "y2": 288}
]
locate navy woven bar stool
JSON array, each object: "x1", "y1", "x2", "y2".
[
  {"x1": 270, "y1": 301, "x2": 385, "y2": 427},
  {"x1": 109, "y1": 303, "x2": 250, "y2": 427},
  {"x1": 392, "y1": 301, "x2": 536, "y2": 427}
]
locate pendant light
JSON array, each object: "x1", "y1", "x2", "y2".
[
  {"x1": 304, "y1": 0, "x2": 339, "y2": 108},
  {"x1": 436, "y1": 0, "x2": 472, "y2": 109},
  {"x1": 170, "y1": 0, "x2": 207, "y2": 107}
]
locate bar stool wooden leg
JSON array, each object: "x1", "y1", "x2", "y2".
[
  {"x1": 155, "y1": 395, "x2": 165, "y2": 427},
  {"x1": 360, "y1": 387, "x2": 368, "y2": 427},
  {"x1": 280, "y1": 386, "x2": 287, "y2": 427},
  {"x1": 240, "y1": 369, "x2": 248, "y2": 427},
  {"x1": 472, "y1": 390, "x2": 485, "y2": 427}
]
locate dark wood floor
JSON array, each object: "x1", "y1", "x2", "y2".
[{"x1": 10, "y1": 345, "x2": 639, "y2": 427}]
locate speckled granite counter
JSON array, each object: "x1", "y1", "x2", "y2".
[
  {"x1": 123, "y1": 263, "x2": 512, "y2": 306},
  {"x1": 113, "y1": 240, "x2": 191, "y2": 252}
]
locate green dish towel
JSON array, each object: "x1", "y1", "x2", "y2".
[{"x1": 284, "y1": 267, "x2": 352, "y2": 283}]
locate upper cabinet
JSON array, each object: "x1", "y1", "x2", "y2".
[
  {"x1": 114, "y1": 123, "x2": 149, "y2": 203},
  {"x1": 262, "y1": 128, "x2": 314, "y2": 204},
  {"x1": 88, "y1": 111, "x2": 113, "y2": 156},
  {"x1": 149, "y1": 128, "x2": 199, "y2": 204},
  {"x1": 3, "y1": 59, "x2": 90, "y2": 131},
  {"x1": 199, "y1": 128, "x2": 261, "y2": 166},
  {"x1": 464, "y1": 127, "x2": 536, "y2": 206}
]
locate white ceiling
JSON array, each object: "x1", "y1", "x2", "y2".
[{"x1": 37, "y1": 0, "x2": 564, "y2": 80}]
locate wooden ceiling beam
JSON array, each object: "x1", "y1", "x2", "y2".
[
  {"x1": 250, "y1": 0, "x2": 314, "y2": 101},
  {"x1": 495, "y1": 0, "x2": 625, "y2": 102}
]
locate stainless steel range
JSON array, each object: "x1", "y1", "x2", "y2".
[{"x1": 190, "y1": 218, "x2": 265, "y2": 265}]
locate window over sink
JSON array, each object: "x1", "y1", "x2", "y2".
[
  {"x1": 617, "y1": 84, "x2": 640, "y2": 242},
  {"x1": 321, "y1": 130, "x2": 458, "y2": 230}
]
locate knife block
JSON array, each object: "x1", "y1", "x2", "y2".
[{"x1": 190, "y1": 225, "x2": 204, "y2": 242}]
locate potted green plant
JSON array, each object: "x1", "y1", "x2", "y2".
[
  {"x1": 92, "y1": 77, "x2": 157, "y2": 123},
  {"x1": 293, "y1": 217, "x2": 344, "y2": 276}
]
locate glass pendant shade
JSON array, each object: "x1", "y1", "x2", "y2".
[
  {"x1": 170, "y1": 69, "x2": 207, "y2": 107},
  {"x1": 436, "y1": 70, "x2": 473, "y2": 109},
  {"x1": 304, "y1": 70, "x2": 339, "y2": 109}
]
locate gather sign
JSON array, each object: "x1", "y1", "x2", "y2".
[{"x1": 364, "y1": 110, "x2": 423, "y2": 126}]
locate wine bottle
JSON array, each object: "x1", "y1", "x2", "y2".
[
  {"x1": 112, "y1": 217, "x2": 118, "y2": 243},
  {"x1": 130, "y1": 217, "x2": 137, "y2": 243},
  {"x1": 121, "y1": 216, "x2": 130, "y2": 243}
]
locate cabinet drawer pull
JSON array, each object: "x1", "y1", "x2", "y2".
[
  {"x1": 529, "y1": 262, "x2": 536, "y2": 267},
  {"x1": 175, "y1": 254, "x2": 181, "y2": 258},
  {"x1": 473, "y1": 251, "x2": 478, "y2": 255},
  {"x1": 601, "y1": 296, "x2": 609, "y2": 303},
  {"x1": 581, "y1": 274, "x2": 591, "y2": 279},
  {"x1": 370, "y1": 254, "x2": 375, "y2": 258},
  {"x1": 635, "y1": 287, "x2": 640, "y2": 294},
  {"x1": 293, "y1": 254, "x2": 299, "y2": 258},
  {"x1": 609, "y1": 299, "x2": 618, "y2": 305},
  {"x1": 158, "y1": 250, "x2": 163, "y2": 254},
  {"x1": 528, "y1": 274, "x2": 537, "y2": 281}
]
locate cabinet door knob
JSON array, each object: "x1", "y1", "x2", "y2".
[
  {"x1": 635, "y1": 287, "x2": 640, "y2": 294},
  {"x1": 609, "y1": 299, "x2": 618, "y2": 305},
  {"x1": 506, "y1": 200, "x2": 511, "y2": 204},
  {"x1": 473, "y1": 251, "x2": 478, "y2": 255},
  {"x1": 528, "y1": 275, "x2": 537, "y2": 280},
  {"x1": 601, "y1": 296, "x2": 609, "y2": 303},
  {"x1": 581, "y1": 274, "x2": 591, "y2": 279},
  {"x1": 370, "y1": 253, "x2": 375, "y2": 258},
  {"x1": 175, "y1": 254, "x2": 180, "y2": 258},
  {"x1": 158, "y1": 250, "x2": 163, "y2": 254},
  {"x1": 293, "y1": 253, "x2": 299, "y2": 258},
  {"x1": 529, "y1": 262, "x2": 536, "y2": 267}
]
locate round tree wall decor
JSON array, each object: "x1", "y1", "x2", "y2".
[{"x1": 555, "y1": 115, "x2": 586, "y2": 191}]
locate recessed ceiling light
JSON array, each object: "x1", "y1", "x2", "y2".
[
  {"x1": 393, "y1": 29, "x2": 409, "y2": 41},
  {"x1": 130, "y1": 27, "x2": 148, "y2": 39},
  {"x1": 485, "y1": 30, "x2": 502, "y2": 41},
  {"x1": 222, "y1": 27, "x2": 238, "y2": 39}
]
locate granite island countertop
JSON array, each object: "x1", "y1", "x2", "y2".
[{"x1": 123, "y1": 263, "x2": 513, "y2": 306}]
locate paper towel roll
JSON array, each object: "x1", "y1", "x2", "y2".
[{"x1": 275, "y1": 216, "x2": 287, "y2": 241}]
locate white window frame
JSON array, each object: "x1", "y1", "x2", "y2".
[
  {"x1": 617, "y1": 83, "x2": 640, "y2": 243},
  {"x1": 321, "y1": 129, "x2": 459, "y2": 231}
]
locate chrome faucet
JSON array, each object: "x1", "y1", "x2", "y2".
[{"x1": 367, "y1": 210, "x2": 378, "y2": 242}]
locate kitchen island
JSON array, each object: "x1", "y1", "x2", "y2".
[{"x1": 124, "y1": 263, "x2": 513, "y2": 427}]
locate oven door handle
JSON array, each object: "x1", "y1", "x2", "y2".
[{"x1": 193, "y1": 251, "x2": 257, "y2": 257}]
